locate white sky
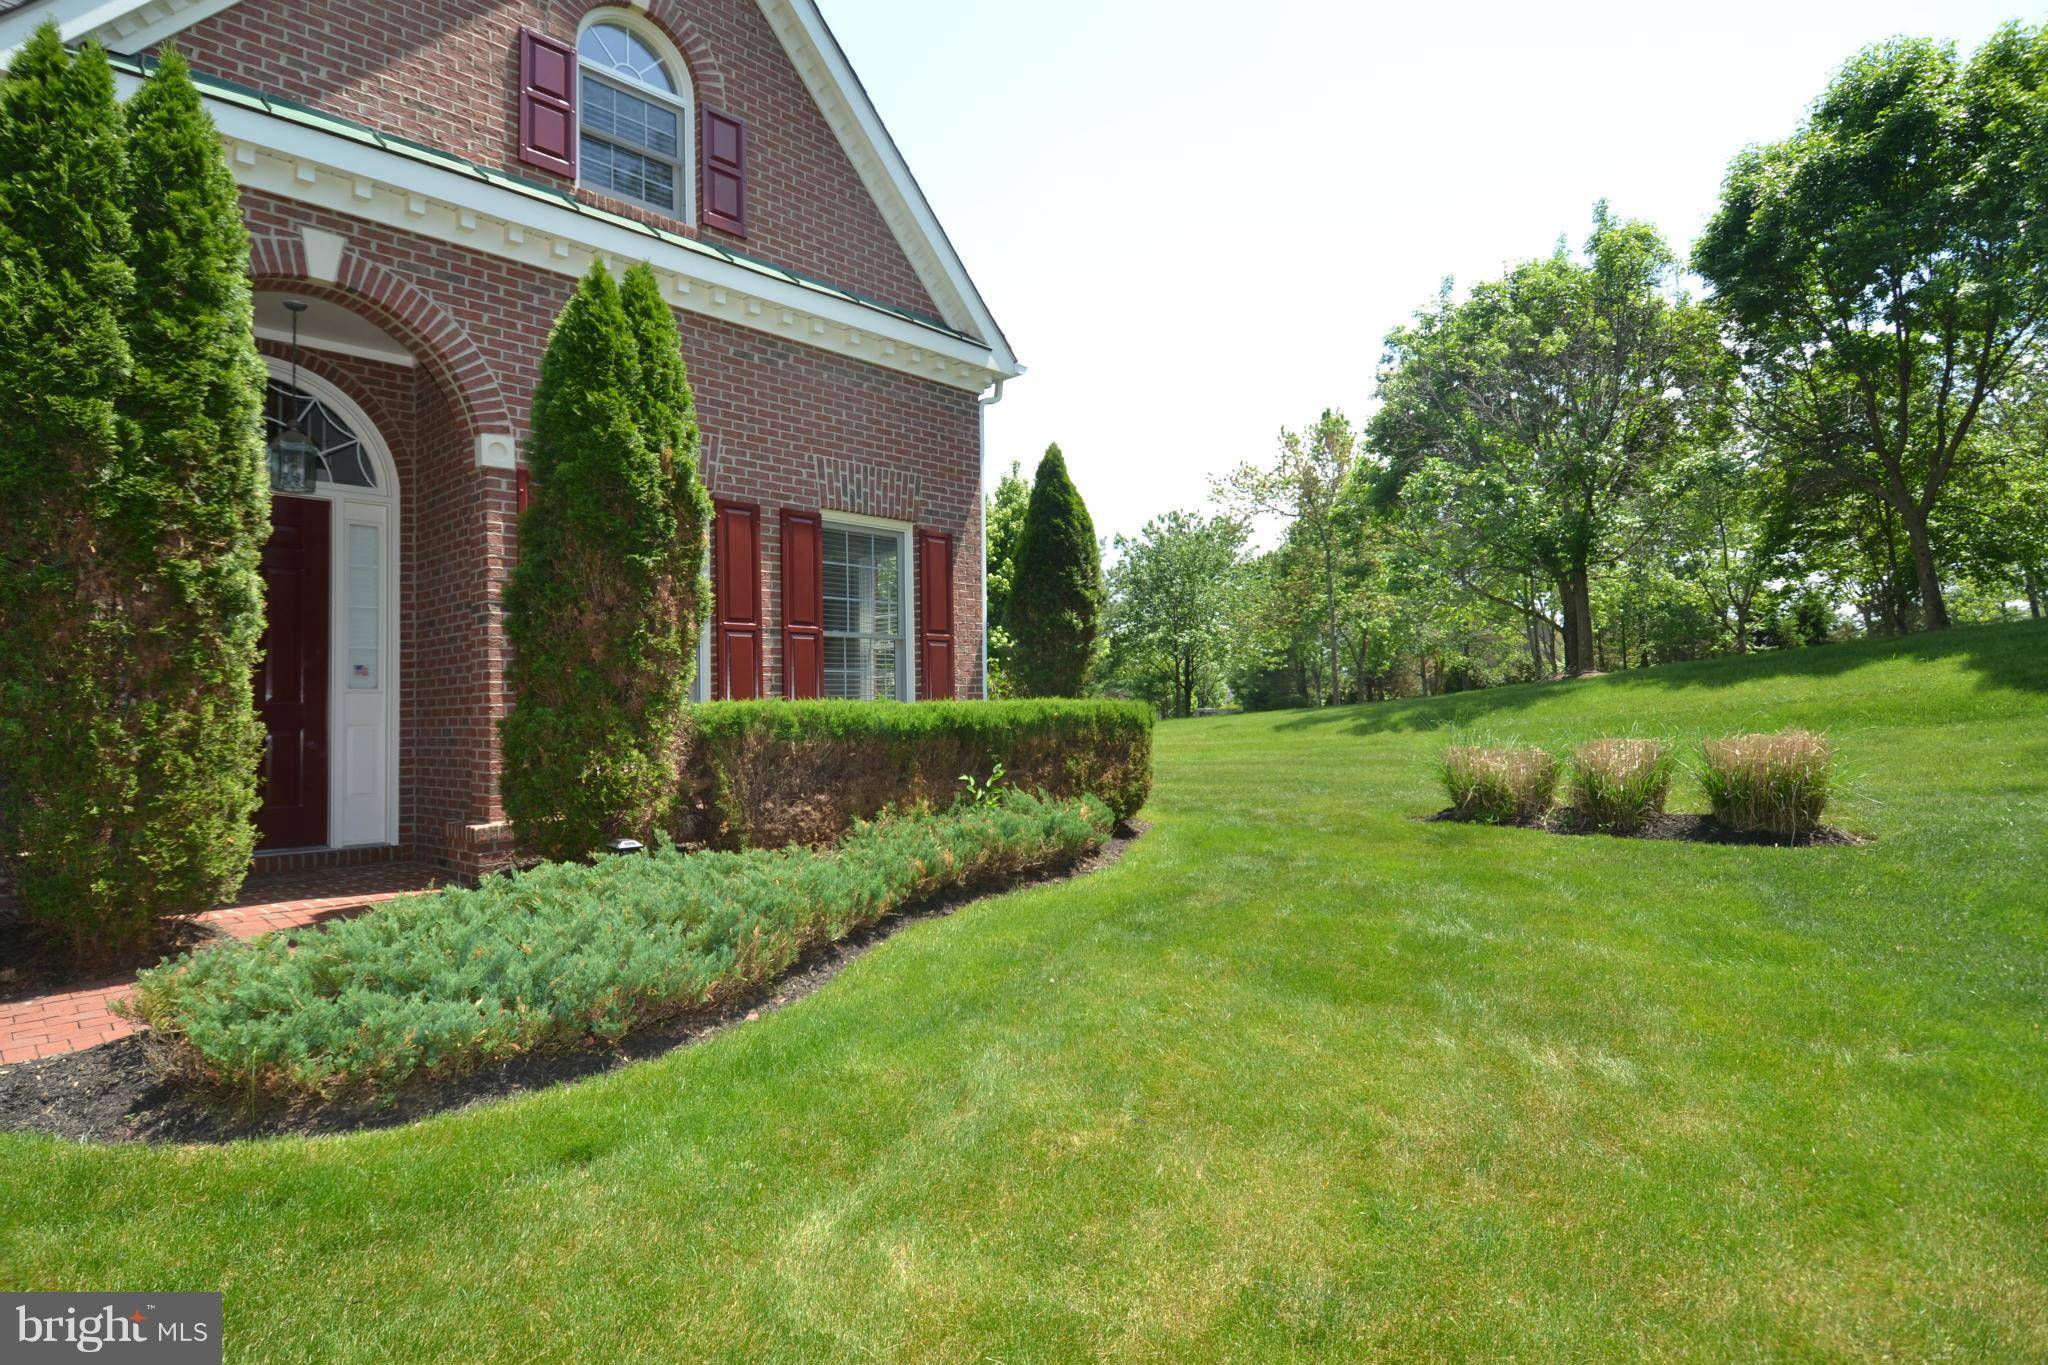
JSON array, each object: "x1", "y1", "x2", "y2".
[{"x1": 825, "y1": 1, "x2": 2030, "y2": 543}]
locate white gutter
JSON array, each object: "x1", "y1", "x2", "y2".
[{"x1": 976, "y1": 378, "x2": 1005, "y2": 699}]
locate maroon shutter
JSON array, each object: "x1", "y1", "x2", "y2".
[
  {"x1": 917, "y1": 529, "x2": 956, "y2": 700},
  {"x1": 700, "y1": 109, "x2": 748, "y2": 236},
  {"x1": 518, "y1": 28, "x2": 577, "y2": 177},
  {"x1": 515, "y1": 467, "x2": 531, "y2": 514},
  {"x1": 781, "y1": 510, "x2": 824, "y2": 699},
  {"x1": 713, "y1": 501, "x2": 762, "y2": 700}
]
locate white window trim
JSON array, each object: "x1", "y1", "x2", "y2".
[
  {"x1": 820, "y1": 510, "x2": 915, "y2": 702},
  {"x1": 576, "y1": 8, "x2": 696, "y2": 224}
]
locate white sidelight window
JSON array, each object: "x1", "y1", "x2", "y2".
[
  {"x1": 821, "y1": 520, "x2": 911, "y2": 701},
  {"x1": 345, "y1": 523, "x2": 380, "y2": 690}
]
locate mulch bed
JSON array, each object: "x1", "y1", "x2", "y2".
[
  {"x1": 0, "y1": 821, "x2": 1147, "y2": 1147},
  {"x1": 1424, "y1": 808, "x2": 1867, "y2": 847},
  {"x1": 0, "y1": 916, "x2": 227, "y2": 1006}
]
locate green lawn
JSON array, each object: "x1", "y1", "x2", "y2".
[{"x1": 4, "y1": 622, "x2": 2045, "y2": 1360}]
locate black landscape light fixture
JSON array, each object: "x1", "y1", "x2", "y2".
[
  {"x1": 267, "y1": 299, "x2": 319, "y2": 495},
  {"x1": 605, "y1": 838, "x2": 646, "y2": 856}
]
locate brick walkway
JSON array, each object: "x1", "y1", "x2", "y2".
[{"x1": 0, "y1": 861, "x2": 442, "y2": 1065}]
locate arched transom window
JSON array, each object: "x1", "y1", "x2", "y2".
[
  {"x1": 577, "y1": 17, "x2": 692, "y2": 217},
  {"x1": 265, "y1": 378, "x2": 376, "y2": 488}
]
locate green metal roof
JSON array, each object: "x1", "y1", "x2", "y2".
[{"x1": 105, "y1": 52, "x2": 981, "y2": 349}]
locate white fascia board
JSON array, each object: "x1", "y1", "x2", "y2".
[
  {"x1": 758, "y1": 0, "x2": 1020, "y2": 377},
  {"x1": 0, "y1": 0, "x2": 241, "y2": 58},
  {"x1": 103, "y1": 71, "x2": 1013, "y2": 392}
]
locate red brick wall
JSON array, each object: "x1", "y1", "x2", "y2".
[
  {"x1": 689, "y1": 319, "x2": 985, "y2": 702},
  {"x1": 244, "y1": 189, "x2": 984, "y2": 872},
  {"x1": 170, "y1": 0, "x2": 942, "y2": 321}
]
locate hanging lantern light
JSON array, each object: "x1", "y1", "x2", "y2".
[{"x1": 267, "y1": 299, "x2": 319, "y2": 495}]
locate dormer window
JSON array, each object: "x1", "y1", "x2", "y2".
[{"x1": 576, "y1": 18, "x2": 692, "y2": 218}]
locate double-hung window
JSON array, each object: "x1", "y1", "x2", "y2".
[
  {"x1": 577, "y1": 21, "x2": 689, "y2": 217},
  {"x1": 822, "y1": 522, "x2": 911, "y2": 701}
]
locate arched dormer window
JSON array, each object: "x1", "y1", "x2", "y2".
[{"x1": 576, "y1": 12, "x2": 694, "y2": 219}]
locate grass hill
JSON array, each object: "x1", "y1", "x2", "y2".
[{"x1": 3, "y1": 620, "x2": 2043, "y2": 1359}]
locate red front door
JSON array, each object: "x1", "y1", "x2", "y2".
[{"x1": 255, "y1": 496, "x2": 331, "y2": 850}]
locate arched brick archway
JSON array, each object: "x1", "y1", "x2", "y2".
[
  {"x1": 249, "y1": 231, "x2": 518, "y2": 447},
  {"x1": 248, "y1": 228, "x2": 523, "y2": 876}
]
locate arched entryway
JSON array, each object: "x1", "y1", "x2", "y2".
[{"x1": 254, "y1": 355, "x2": 402, "y2": 851}]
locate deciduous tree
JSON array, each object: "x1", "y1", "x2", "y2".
[
  {"x1": 1103, "y1": 511, "x2": 1246, "y2": 717},
  {"x1": 1370, "y1": 207, "x2": 1729, "y2": 673},
  {"x1": 1217, "y1": 410, "x2": 1366, "y2": 703},
  {"x1": 982, "y1": 459, "x2": 1029, "y2": 696},
  {"x1": 1694, "y1": 23, "x2": 2048, "y2": 630}
]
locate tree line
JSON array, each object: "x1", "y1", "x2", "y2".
[{"x1": 1078, "y1": 23, "x2": 2048, "y2": 717}]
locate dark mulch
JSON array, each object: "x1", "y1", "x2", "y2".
[
  {"x1": 1424, "y1": 808, "x2": 1868, "y2": 847},
  {"x1": 0, "y1": 916, "x2": 226, "y2": 1006},
  {"x1": 0, "y1": 821, "x2": 1147, "y2": 1147}
]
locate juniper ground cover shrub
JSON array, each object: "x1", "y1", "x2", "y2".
[
  {"x1": 1568, "y1": 739, "x2": 1674, "y2": 833},
  {"x1": 123, "y1": 792, "x2": 1112, "y2": 1103},
  {"x1": 1699, "y1": 730, "x2": 1833, "y2": 838},
  {"x1": 676, "y1": 698, "x2": 1152, "y2": 848},
  {"x1": 1440, "y1": 745, "x2": 1558, "y2": 823}
]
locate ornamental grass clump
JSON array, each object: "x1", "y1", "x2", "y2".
[
  {"x1": 1568, "y1": 739, "x2": 1674, "y2": 834},
  {"x1": 1699, "y1": 729, "x2": 1833, "y2": 838},
  {"x1": 1440, "y1": 745, "x2": 1558, "y2": 824},
  {"x1": 123, "y1": 792, "x2": 1113, "y2": 1106}
]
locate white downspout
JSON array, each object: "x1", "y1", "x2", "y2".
[{"x1": 976, "y1": 377, "x2": 1006, "y2": 700}]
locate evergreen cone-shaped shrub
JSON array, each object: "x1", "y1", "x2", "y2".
[
  {"x1": 502, "y1": 264, "x2": 700, "y2": 861},
  {"x1": 1006, "y1": 444, "x2": 1103, "y2": 697},
  {"x1": 619, "y1": 262, "x2": 712, "y2": 687},
  {"x1": 109, "y1": 48, "x2": 270, "y2": 924},
  {"x1": 0, "y1": 29, "x2": 146, "y2": 964}
]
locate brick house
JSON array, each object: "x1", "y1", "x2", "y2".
[{"x1": 0, "y1": 0, "x2": 1022, "y2": 880}]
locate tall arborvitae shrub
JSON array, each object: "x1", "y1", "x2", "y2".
[
  {"x1": 110, "y1": 49, "x2": 270, "y2": 927},
  {"x1": 502, "y1": 263, "x2": 702, "y2": 861},
  {"x1": 1006, "y1": 444, "x2": 1103, "y2": 697},
  {"x1": 618, "y1": 261, "x2": 712, "y2": 684},
  {"x1": 0, "y1": 30, "x2": 145, "y2": 964}
]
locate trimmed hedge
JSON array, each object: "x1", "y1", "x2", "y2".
[
  {"x1": 676, "y1": 699, "x2": 1152, "y2": 849},
  {"x1": 124, "y1": 792, "x2": 1113, "y2": 1104}
]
